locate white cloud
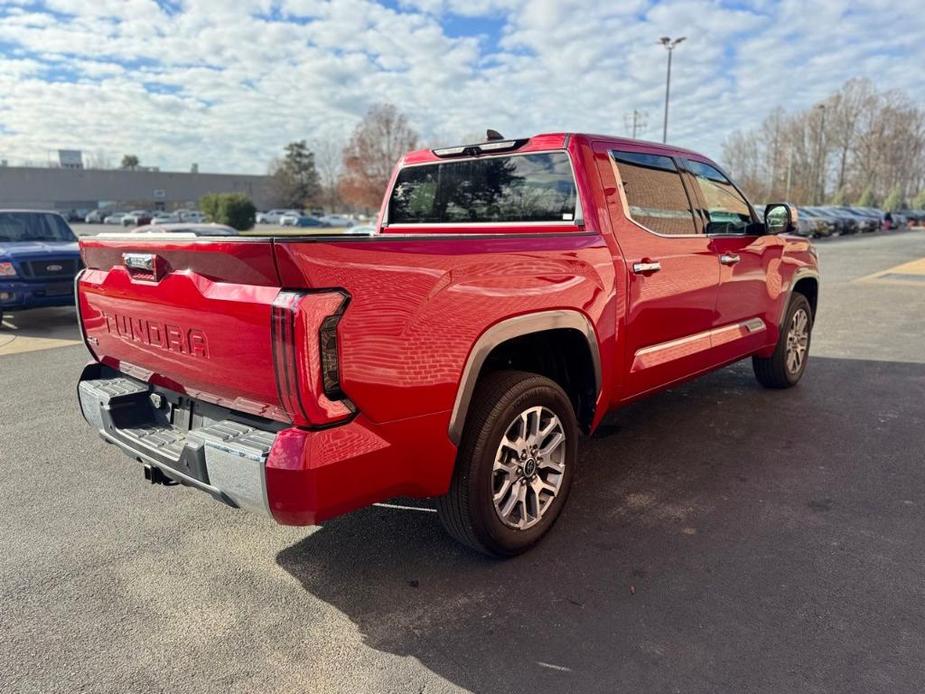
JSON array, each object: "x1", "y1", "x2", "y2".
[{"x1": 0, "y1": 0, "x2": 923, "y2": 174}]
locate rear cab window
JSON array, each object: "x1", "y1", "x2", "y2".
[{"x1": 386, "y1": 151, "x2": 579, "y2": 227}]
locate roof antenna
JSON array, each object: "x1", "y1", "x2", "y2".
[{"x1": 485, "y1": 129, "x2": 504, "y2": 141}]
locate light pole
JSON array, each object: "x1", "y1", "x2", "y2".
[
  {"x1": 659, "y1": 36, "x2": 686, "y2": 143},
  {"x1": 815, "y1": 103, "x2": 827, "y2": 204}
]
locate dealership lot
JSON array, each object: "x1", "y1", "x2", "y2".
[{"x1": 1, "y1": 231, "x2": 924, "y2": 693}]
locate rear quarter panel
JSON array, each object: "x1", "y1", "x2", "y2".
[{"x1": 274, "y1": 233, "x2": 618, "y2": 426}]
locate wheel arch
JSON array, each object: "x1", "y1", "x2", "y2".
[
  {"x1": 448, "y1": 310, "x2": 602, "y2": 446},
  {"x1": 779, "y1": 268, "x2": 820, "y2": 327},
  {"x1": 792, "y1": 275, "x2": 819, "y2": 317}
]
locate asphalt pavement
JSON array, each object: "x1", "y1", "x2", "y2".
[{"x1": 1, "y1": 230, "x2": 924, "y2": 693}]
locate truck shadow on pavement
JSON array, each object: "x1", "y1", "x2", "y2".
[{"x1": 277, "y1": 356, "x2": 925, "y2": 694}]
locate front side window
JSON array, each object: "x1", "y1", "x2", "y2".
[
  {"x1": 388, "y1": 152, "x2": 578, "y2": 225},
  {"x1": 686, "y1": 160, "x2": 754, "y2": 234},
  {"x1": 611, "y1": 151, "x2": 698, "y2": 235}
]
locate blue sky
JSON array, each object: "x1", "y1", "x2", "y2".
[{"x1": 1, "y1": 0, "x2": 924, "y2": 173}]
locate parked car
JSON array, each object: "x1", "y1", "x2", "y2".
[
  {"x1": 345, "y1": 224, "x2": 376, "y2": 235},
  {"x1": 280, "y1": 213, "x2": 328, "y2": 227},
  {"x1": 797, "y1": 207, "x2": 836, "y2": 237},
  {"x1": 320, "y1": 215, "x2": 354, "y2": 228},
  {"x1": 905, "y1": 209, "x2": 925, "y2": 225},
  {"x1": 0, "y1": 210, "x2": 81, "y2": 325},
  {"x1": 121, "y1": 210, "x2": 153, "y2": 227},
  {"x1": 832, "y1": 207, "x2": 875, "y2": 233},
  {"x1": 85, "y1": 209, "x2": 108, "y2": 224},
  {"x1": 848, "y1": 207, "x2": 882, "y2": 232},
  {"x1": 816, "y1": 207, "x2": 858, "y2": 234},
  {"x1": 63, "y1": 209, "x2": 90, "y2": 223},
  {"x1": 179, "y1": 210, "x2": 205, "y2": 223},
  {"x1": 150, "y1": 212, "x2": 180, "y2": 225},
  {"x1": 256, "y1": 209, "x2": 293, "y2": 224},
  {"x1": 103, "y1": 213, "x2": 126, "y2": 225},
  {"x1": 126, "y1": 223, "x2": 239, "y2": 236},
  {"x1": 75, "y1": 132, "x2": 819, "y2": 556}
]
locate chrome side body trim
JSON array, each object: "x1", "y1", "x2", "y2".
[
  {"x1": 448, "y1": 310, "x2": 602, "y2": 446},
  {"x1": 631, "y1": 318, "x2": 767, "y2": 372}
]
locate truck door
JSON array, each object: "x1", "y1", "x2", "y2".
[
  {"x1": 595, "y1": 143, "x2": 720, "y2": 399},
  {"x1": 681, "y1": 158, "x2": 785, "y2": 363}
]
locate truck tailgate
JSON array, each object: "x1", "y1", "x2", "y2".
[{"x1": 78, "y1": 237, "x2": 287, "y2": 421}]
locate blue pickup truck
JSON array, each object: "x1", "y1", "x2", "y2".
[{"x1": 0, "y1": 210, "x2": 82, "y2": 325}]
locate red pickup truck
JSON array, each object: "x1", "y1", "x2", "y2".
[{"x1": 76, "y1": 132, "x2": 819, "y2": 556}]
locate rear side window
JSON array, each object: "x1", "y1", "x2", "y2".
[
  {"x1": 388, "y1": 152, "x2": 578, "y2": 225},
  {"x1": 611, "y1": 151, "x2": 697, "y2": 235}
]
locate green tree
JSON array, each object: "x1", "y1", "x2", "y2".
[
  {"x1": 199, "y1": 193, "x2": 256, "y2": 230},
  {"x1": 882, "y1": 185, "x2": 904, "y2": 212},
  {"x1": 855, "y1": 186, "x2": 876, "y2": 207},
  {"x1": 913, "y1": 189, "x2": 925, "y2": 209},
  {"x1": 829, "y1": 186, "x2": 847, "y2": 205},
  {"x1": 269, "y1": 140, "x2": 321, "y2": 208},
  {"x1": 120, "y1": 154, "x2": 140, "y2": 170}
]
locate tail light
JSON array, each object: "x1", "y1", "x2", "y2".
[{"x1": 271, "y1": 289, "x2": 354, "y2": 427}]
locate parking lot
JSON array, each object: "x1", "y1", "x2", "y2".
[{"x1": 1, "y1": 229, "x2": 924, "y2": 693}]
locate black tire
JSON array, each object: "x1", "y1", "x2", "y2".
[
  {"x1": 753, "y1": 293, "x2": 813, "y2": 388},
  {"x1": 436, "y1": 370, "x2": 579, "y2": 557}
]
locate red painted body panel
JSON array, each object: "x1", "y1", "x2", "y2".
[
  {"x1": 76, "y1": 132, "x2": 818, "y2": 526},
  {"x1": 273, "y1": 233, "x2": 616, "y2": 426}
]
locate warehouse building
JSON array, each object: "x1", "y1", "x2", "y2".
[{"x1": 0, "y1": 165, "x2": 274, "y2": 213}]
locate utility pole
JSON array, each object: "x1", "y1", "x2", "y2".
[
  {"x1": 624, "y1": 110, "x2": 648, "y2": 139},
  {"x1": 659, "y1": 36, "x2": 686, "y2": 143}
]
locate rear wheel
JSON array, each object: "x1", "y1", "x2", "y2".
[
  {"x1": 753, "y1": 294, "x2": 813, "y2": 388},
  {"x1": 436, "y1": 371, "x2": 578, "y2": 557}
]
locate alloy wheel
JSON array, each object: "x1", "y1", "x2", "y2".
[
  {"x1": 491, "y1": 406, "x2": 566, "y2": 530},
  {"x1": 785, "y1": 308, "x2": 810, "y2": 374}
]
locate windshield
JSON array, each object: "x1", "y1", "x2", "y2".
[
  {"x1": 0, "y1": 212, "x2": 77, "y2": 243},
  {"x1": 388, "y1": 151, "x2": 578, "y2": 225}
]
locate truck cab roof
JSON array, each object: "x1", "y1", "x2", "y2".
[{"x1": 402, "y1": 132, "x2": 709, "y2": 166}]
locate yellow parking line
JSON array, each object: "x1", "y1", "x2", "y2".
[
  {"x1": 0, "y1": 333, "x2": 82, "y2": 356},
  {"x1": 855, "y1": 257, "x2": 925, "y2": 285}
]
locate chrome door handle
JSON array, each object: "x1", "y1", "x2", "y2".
[
  {"x1": 632, "y1": 261, "x2": 662, "y2": 274},
  {"x1": 719, "y1": 253, "x2": 741, "y2": 266}
]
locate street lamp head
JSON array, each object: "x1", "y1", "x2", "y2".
[{"x1": 659, "y1": 36, "x2": 687, "y2": 49}]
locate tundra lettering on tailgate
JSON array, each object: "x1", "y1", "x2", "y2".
[{"x1": 100, "y1": 311, "x2": 209, "y2": 358}]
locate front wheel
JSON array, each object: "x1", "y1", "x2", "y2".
[
  {"x1": 753, "y1": 294, "x2": 813, "y2": 388},
  {"x1": 436, "y1": 371, "x2": 578, "y2": 557}
]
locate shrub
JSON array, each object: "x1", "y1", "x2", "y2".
[
  {"x1": 199, "y1": 193, "x2": 256, "y2": 230},
  {"x1": 882, "y1": 186, "x2": 904, "y2": 212}
]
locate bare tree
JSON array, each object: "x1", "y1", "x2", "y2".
[
  {"x1": 312, "y1": 138, "x2": 343, "y2": 213},
  {"x1": 722, "y1": 79, "x2": 925, "y2": 207},
  {"x1": 85, "y1": 149, "x2": 112, "y2": 170},
  {"x1": 339, "y1": 103, "x2": 418, "y2": 212}
]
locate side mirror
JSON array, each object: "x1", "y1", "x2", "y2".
[{"x1": 764, "y1": 203, "x2": 797, "y2": 234}]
